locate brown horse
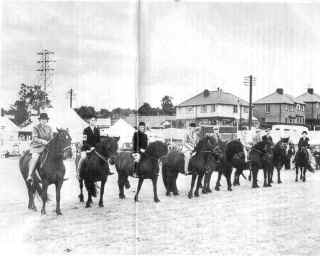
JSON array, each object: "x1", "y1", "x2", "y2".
[
  {"x1": 79, "y1": 136, "x2": 119, "y2": 208},
  {"x1": 19, "y1": 129, "x2": 72, "y2": 215}
]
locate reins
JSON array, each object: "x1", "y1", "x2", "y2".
[{"x1": 93, "y1": 150, "x2": 109, "y2": 164}]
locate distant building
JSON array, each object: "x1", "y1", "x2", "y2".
[
  {"x1": 96, "y1": 117, "x2": 111, "y2": 136},
  {"x1": 113, "y1": 114, "x2": 176, "y2": 129},
  {"x1": 253, "y1": 88, "x2": 305, "y2": 127},
  {"x1": 296, "y1": 88, "x2": 320, "y2": 129},
  {"x1": 176, "y1": 88, "x2": 253, "y2": 127}
]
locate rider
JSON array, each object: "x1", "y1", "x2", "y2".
[
  {"x1": 27, "y1": 113, "x2": 53, "y2": 183},
  {"x1": 77, "y1": 114, "x2": 113, "y2": 177},
  {"x1": 183, "y1": 122, "x2": 200, "y2": 175},
  {"x1": 132, "y1": 121, "x2": 148, "y2": 177},
  {"x1": 252, "y1": 129, "x2": 262, "y2": 145},
  {"x1": 262, "y1": 128, "x2": 274, "y2": 146},
  {"x1": 297, "y1": 131, "x2": 315, "y2": 172}
]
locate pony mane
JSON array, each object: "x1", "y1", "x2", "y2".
[
  {"x1": 225, "y1": 140, "x2": 244, "y2": 161},
  {"x1": 145, "y1": 141, "x2": 168, "y2": 159}
]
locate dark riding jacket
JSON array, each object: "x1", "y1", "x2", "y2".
[
  {"x1": 262, "y1": 135, "x2": 274, "y2": 146},
  {"x1": 298, "y1": 137, "x2": 310, "y2": 149},
  {"x1": 81, "y1": 126, "x2": 101, "y2": 151},
  {"x1": 132, "y1": 131, "x2": 148, "y2": 153}
]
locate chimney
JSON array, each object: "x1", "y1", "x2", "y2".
[
  {"x1": 217, "y1": 87, "x2": 222, "y2": 97},
  {"x1": 203, "y1": 89, "x2": 210, "y2": 97},
  {"x1": 307, "y1": 88, "x2": 314, "y2": 94},
  {"x1": 276, "y1": 88, "x2": 284, "y2": 95}
]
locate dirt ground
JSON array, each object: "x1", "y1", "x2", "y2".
[{"x1": 1, "y1": 157, "x2": 320, "y2": 256}]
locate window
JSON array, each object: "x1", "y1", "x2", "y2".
[
  {"x1": 233, "y1": 105, "x2": 238, "y2": 113},
  {"x1": 200, "y1": 105, "x2": 207, "y2": 113},
  {"x1": 285, "y1": 118, "x2": 288, "y2": 123},
  {"x1": 187, "y1": 107, "x2": 193, "y2": 112},
  {"x1": 265, "y1": 104, "x2": 271, "y2": 113},
  {"x1": 211, "y1": 104, "x2": 216, "y2": 112},
  {"x1": 243, "y1": 107, "x2": 249, "y2": 113},
  {"x1": 301, "y1": 105, "x2": 305, "y2": 112},
  {"x1": 285, "y1": 104, "x2": 288, "y2": 111},
  {"x1": 296, "y1": 104, "x2": 300, "y2": 111}
]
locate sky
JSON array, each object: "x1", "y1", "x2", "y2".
[{"x1": 1, "y1": 1, "x2": 320, "y2": 110}]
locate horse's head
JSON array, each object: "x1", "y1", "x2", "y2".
[
  {"x1": 146, "y1": 141, "x2": 168, "y2": 159},
  {"x1": 99, "y1": 136, "x2": 119, "y2": 162},
  {"x1": 50, "y1": 128, "x2": 72, "y2": 159}
]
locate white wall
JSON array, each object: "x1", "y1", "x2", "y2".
[{"x1": 177, "y1": 104, "x2": 249, "y2": 120}]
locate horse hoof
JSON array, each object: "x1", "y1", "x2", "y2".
[
  {"x1": 166, "y1": 192, "x2": 171, "y2": 197},
  {"x1": 263, "y1": 184, "x2": 268, "y2": 188},
  {"x1": 194, "y1": 192, "x2": 199, "y2": 197},
  {"x1": 56, "y1": 211, "x2": 62, "y2": 216},
  {"x1": 188, "y1": 192, "x2": 192, "y2": 199},
  {"x1": 202, "y1": 190, "x2": 207, "y2": 194},
  {"x1": 85, "y1": 203, "x2": 91, "y2": 208},
  {"x1": 99, "y1": 203, "x2": 104, "y2": 207},
  {"x1": 41, "y1": 209, "x2": 46, "y2": 215},
  {"x1": 154, "y1": 198, "x2": 160, "y2": 203},
  {"x1": 252, "y1": 185, "x2": 259, "y2": 189},
  {"x1": 228, "y1": 187, "x2": 232, "y2": 191},
  {"x1": 295, "y1": 179, "x2": 298, "y2": 182},
  {"x1": 79, "y1": 195, "x2": 84, "y2": 203},
  {"x1": 215, "y1": 187, "x2": 220, "y2": 191},
  {"x1": 119, "y1": 194, "x2": 126, "y2": 199},
  {"x1": 278, "y1": 180, "x2": 282, "y2": 184},
  {"x1": 134, "y1": 196, "x2": 139, "y2": 202},
  {"x1": 173, "y1": 192, "x2": 179, "y2": 196},
  {"x1": 207, "y1": 189, "x2": 212, "y2": 193},
  {"x1": 303, "y1": 179, "x2": 306, "y2": 182}
]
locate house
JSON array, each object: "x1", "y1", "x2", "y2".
[
  {"x1": 296, "y1": 88, "x2": 320, "y2": 129},
  {"x1": 253, "y1": 88, "x2": 305, "y2": 127},
  {"x1": 176, "y1": 88, "x2": 253, "y2": 127}
]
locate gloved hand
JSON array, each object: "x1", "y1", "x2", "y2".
[
  {"x1": 140, "y1": 149, "x2": 145, "y2": 153},
  {"x1": 42, "y1": 139, "x2": 48, "y2": 145}
]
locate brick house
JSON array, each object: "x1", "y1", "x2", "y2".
[
  {"x1": 176, "y1": 88, "x2": 254, "y2": 127},
  {"x1": 296, "y1": 88, "x2": 320, "y2": 129},
  {"x1": 253, "y1": 88, "x2": 305, "y2": 127}
]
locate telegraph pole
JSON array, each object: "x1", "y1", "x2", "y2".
[
  {"x1": 67, "y1": 88, "x2": 76, "y2": 108},
  {"x1": 36, "y1": 50, "x2": 55, "y2": 91},
  {"x1": 244, "y1": 75, "x2": 256, "y2": 130}
]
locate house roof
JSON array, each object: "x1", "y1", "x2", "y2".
[
  {"x1": 178, "y1": 89, "x2": 248, "y2": 107},
  {"x1": 296, "y1": 91, "x2": 320, "y2": 103},
  {"x1": 254, "y1": 90, "x2": 304, "y2": 105}
]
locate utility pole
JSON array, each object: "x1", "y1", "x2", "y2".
[
  {"x1": 244, "y1": 75, "x2": 256, "y2": 130},
  {"x1": 67, "y1": 88, "x2": 76, "y2": 108},
  {"x1": 36, "y1": 49, "x2": 55, "y2": 92}
]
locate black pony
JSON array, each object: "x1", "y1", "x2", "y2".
[
  {"x1": 294, "y1": 146, "x2": 309, "y2": 182},
  {"x1": 134, "y1": 141, "x2": 168, "y2": 202},
  {"x1": 19, "y1": 129, "x2": 72, "y2": 215},
  {"x1": 161, "y1": 150, "x2": 184, "y2": 196},
  {"x1": 79, "y1": 136, "x2": 119, "y2": 208},
  {"x1": 221, "y1": 139, "x2": 248, "y2": 188},
  {"x1": 272, "y1": 139, "x2": 287, "y2": 184},
  {"x1": 187, "y1": 136, "x2": 222, "y2": 198},
  {"x1": 248, "y1": 140, "x2": 273, "y2": 188}
]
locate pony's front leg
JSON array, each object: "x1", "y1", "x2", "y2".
[
  {"x1": 134, "y1": 178, "x2": 144, "y2": 202},
  {"x1": 79, "y1": 178, "x2": 84, "y2": 203},
  {"x1": 188, "y1": 173, "x2": 197, "y2": 199},
  {"x1": 41, "y1": 181, "x2": 48, "y2": 215},
  {"x1": 303, "y1": 167, "x2": 306, "y2": 182},
  {"x1": 206, "y1": 171, "x2": 213, "y2": 193},
  {"x1": 152, "y1": 176, "x2": 160, "y2": 203},
  {"x1": 118, "y1": 175, "x2": 125, "y2": 199},
  {"x1": 225, "y1": 168, "x2": 232, "y2": 191},
  {"x1": 277, "y1": 167, "x2": 282, "y2": 184},
  {"x1": 252, "y1": 168, "x2": 259, "y2": 188},
  {"x1": 263, "y1": 168, "x2": 268, "y2": 187},
  {"x1": 295, "y1": 167, "x2": 299, "y2": 182},
  {"x1": 202, "y1": 172, "x2": 208, "y2": 194},
  {"x1": 55, "y1": 181, "x2": 63, "y2": 215},
  {"x1": 194, "y1": 173, "x2": 204, "y2": 197},
  {"x1": 99, "y1": 179, "x2": 106, "y2": 207},
  {"x1": 215, "y1": 170, "x2": 222, "y2": 191}
]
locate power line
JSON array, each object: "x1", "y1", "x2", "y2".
[
  {"x1": 36, "y1": 49, "x2": 55, "y2": 92},
  {"x1": 66, "y1": 88, "x2": 76, "y2": 108}
]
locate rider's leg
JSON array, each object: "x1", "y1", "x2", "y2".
[
  {"x1": 184, "y1": 151, "x2": 191, "y2": 175},
  {"x1": 27, "y1": 153, "x2": 40, "y2": 182},
  {"x1": 76, "y1": 151, "x2": 87, "y2": 179}
]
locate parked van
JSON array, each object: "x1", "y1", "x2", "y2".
[{"x1": 271, "y1": 125, "x2": 308, "y2": 144}]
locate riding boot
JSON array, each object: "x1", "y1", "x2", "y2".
[
  {"x1": 27, "y1": 157, "x2": 38, "y2": 183},
  {"x1": 132, "y1": 163, "x2": 139, "y2": 178}
]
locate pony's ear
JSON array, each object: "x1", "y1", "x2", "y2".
[
  {"x1": 53, "y1": 132, "x2": 58, "y2": 137},
  {"x1": 56, "y1": 127, "x2": 61, "y2": 132},
  {"x1": 115, "y1": 136, "x2": 120, "y2": 142}
]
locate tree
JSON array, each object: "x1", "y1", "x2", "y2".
[
  {"x1": 138, "y1": 103, "x2": 153, "y2": 115},
  {"x1": 161, "y1": 95, "x2": 175, "y2": 115},
  {"x1": 75, "y1": 106, "x2": 96, "y2": 120},
  {"x1": 7, "y1": 83, "x2": 51, "y2": 125}
]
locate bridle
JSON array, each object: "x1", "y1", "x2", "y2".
[{"x1": 93, "y1": 150, "x2": 109, "y2": 164}]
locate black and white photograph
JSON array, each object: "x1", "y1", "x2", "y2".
[{"x1": 1, "y1": 0, "x2": 320, "y2": 255}]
